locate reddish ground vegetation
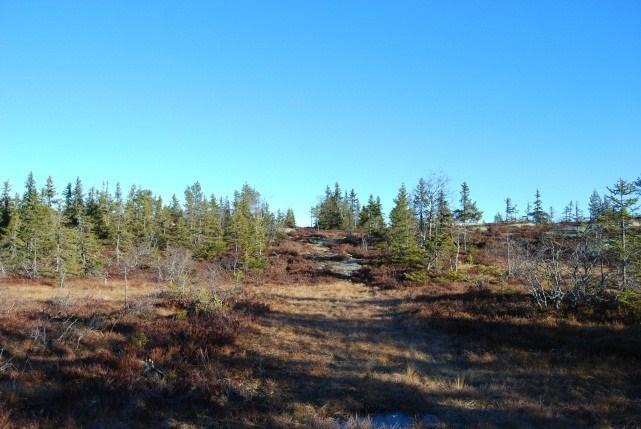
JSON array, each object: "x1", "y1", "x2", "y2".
[
  {"x1": 0, "y1": 291, "x2": 252, "y2": 428},
  {"x1": 1, "y1": 227, "x2": 641, "y2": 428}
]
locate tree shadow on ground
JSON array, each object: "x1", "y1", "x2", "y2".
[{"x1": 233, "y1": 288, "x2": 641, "y2": 428}]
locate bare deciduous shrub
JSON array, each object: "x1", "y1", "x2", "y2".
[
  {"x1": 513, "y1": 223, "x2": 610, "y2": 309},
  {"x1": 120, "y1": 243, "x2": 153, "y2": 307},
  {"x1": 162, "y1": 246, "x2": 194, "y2": 298},
  {"x1": 0, "y1": 348, "x2": 15, "y2": 374}
]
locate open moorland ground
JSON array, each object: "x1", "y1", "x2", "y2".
[{"x1": 1, "y1": 229, "x2": 640, "y2": 428}]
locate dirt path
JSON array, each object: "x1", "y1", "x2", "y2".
[
  {"x1": 236, "y1": 233, "x2": 446, "y2": 427},
  {"x1": 232, "y1": 231, "x2": 637, "y2": 429}
]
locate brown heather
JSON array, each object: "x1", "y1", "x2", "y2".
[{"x1": 0, "y1": 228, "x2": 639, "y2": 428}]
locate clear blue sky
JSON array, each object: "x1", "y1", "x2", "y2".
[{"x1": 1, "y1": 1, "x2": 640, "y2": 224}]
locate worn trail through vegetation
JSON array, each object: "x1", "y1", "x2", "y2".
[
  {"x1": 239, "y1": 232, "x2": 445, "y2": 427},
  {"x1": 233, "y1": 231, "x2": 641, "y2": 428}
]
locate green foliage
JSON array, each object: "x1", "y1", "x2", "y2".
[
  {"x1": 404, "y1": 269, "x2": 430, "y2": 283},
  {"x1": 429, "y1": 189, "x2": 456, "y2": 269},
  {"x1": 0, "y1": 174, "x2": 281, "y2": 281},
  {"x1": 600, "y1": 179, "x2": 640, "y2": 289},
  {"x1": 131, "y1": 332, "x2": 148, "y2": 349},
  {"x1": 186, "y1": 286, "x2": 225, "y2": 314},
  {"x1": 618, "y1": 290, "x2": 641, "y2": 318},
  {"x1": 435, "y1": 270, "x2": 467, "y2": 284},
  {"x1": 228, "y1": 184, "x2": 270, "y2": 272},
  {"x1": 588, "y1": 189, "x2": 603, "y2": 221},
  {"x1": 284, "y1": 208, "x2": 296, "y2": 228},
  {"x1": 504, "y1": 197, "x2": 517, "y2": 223},
  {"x1": 529, "y1": 189, "x2": 550, "y2": 224},
  {"x1": 465, "y1": 246, "x2": 479, "y2": 264},
  {"x1": 314, "y1": 183, "x2": 360, "y2": 231},
  {"x1": 388, "y1": 184, "x2": 424, "y2": 265},
  {"x1": 359, "y1": 194, "x2": 385, "y2": 241},
  {"x1": 454, "y1": 182, "x2": 482, "y2": 224}
]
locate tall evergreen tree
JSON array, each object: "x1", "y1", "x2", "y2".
[
  {"x1": 529, "y1": 189, "x2": 549, "y2": 224},
  {"x1": 359, "y1": 195, "x2": 385, "y2": 243},
  {"x1": 454, "y1": 182, "x2": 482, "y2": 224},
  {"x1": 194, "y1": 195, "x2": 225, "y2": 259},
  {"x1": 64, "y1": 177, "x2": 85, "y2": 227},
  {"x1": 284, "y1": 208, "x2": 296, "y2": 228},
  {"x1": 228, "y1": 184, "x2": 269, "y2": 272},
  {"x1": 0, "y1": 192, "x2": 21, "y2": 272},
  {"x1": 42, "y1": 176, "x2": 56, "y2": 208},
  {"x1": 588, "y1": 190, "x2": 603, "y2": 221},
  {"x1": 563, "y1": 201, "x2": 574, "y2": 223},
  {"x1": 504, "y1": 197, "x2": 517, "y2": 223},
  {"x1": 454, "y1": 182, "x2": 482, "y2": 252},
  {"x1": 18, "y1": 174, "x2": 55, "y2": 277},
  {"x1": 605, "y1": 179, "x2": 638, "y2": 289},
  {"x1": 110, "y1": 183, "x2": 131, "y2": 265},
  {"x1": 388, "y1": 185, "x2": 422, "y2": 264},
  {"x1": 413, "y1": 178, "x2": 430, "y2": 246},
  {"x1": 432, "y1": 189, "x2": 455, "y2": 269},
  {"x1": 0, "y1": 181, "x2": 11, "y2": 231},
  {"x1": 166, "y1": 194, "x2": 188, "y2": 246},
  {"x1": 574, "y1": 202, "x2": 583, "y2": 223},
  {"x1": 316, "y1": 183, "x2": 345, "y2": 229}
]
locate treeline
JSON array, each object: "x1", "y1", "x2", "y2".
[
  {"x1": 511, "y1": 178, "x2": 641, "y2": 306},
  {"x1": 313, "y1": 176, "x2": 641, "y2": 290},
  {"x1": 0, "y1": 173, "x2": 296, "y2": 282},
  {"x1": 497, "y1": 187, "x2": 620, "y2": 225},
  {"x1": 313, "y1": 178, "x2": 481, "y2": 278}
]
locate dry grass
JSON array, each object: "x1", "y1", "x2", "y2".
[
  {"x1": 0, "y1": 278, "x2": 156, "y2": 309},
  {"x1": 229, "y1": 275, "x2": 641, "y2": 428},
  {"x1": 1, "y1": 229, "x2": 640, "y2": 428}
]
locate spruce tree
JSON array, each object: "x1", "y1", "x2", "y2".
[
  {"x1": 529, "y1": 189, "x2": 549, "y2": 224},
  {"x1": 284, "y1": 209, "x2": 296, "y2": 228},
  {"x1": 316, "y1": 183, "x2": 345, "y2": 229},
  {"x1": 454, "y1": 182, "x2": 482, "y2": 224},
  {"x1": 52, "y1": 207, "x2": 80, "y2": 285},
  {"x1": 453, "y1": 182, "x2": 482, "y2": 252},
  {"x1": 195, "y1": 195, "x2": 225, "y2": 259},
  {"x1": 0, "y1": 194, "x2": 22, "y2": 272},
  {"x1": 229, "y1": 184, "x2": 268, "y2": 273},
  {"x1": 0, "y1": 181, "x2": 11, "y2": 231},
  {"x1": 388, "y1": 185, "x2": 422, "y2": 264},
  {"x1": 18, "y1": 174, "x2": 56, "y2": 277},
  {"x1": 42, "y1": 176, "x2": 56, "y2": 208},
  {"x1": 433, "y1": 189, "x2": 455, "y2": 269},
  {"x1": 563, "y1": 201, "x2": 574, "y2": 223},
  {"x1": 64, "y1": 177, "x2": 85, "y2": 227},
  {"x1": 110, "y1": 183, "x2": 131, "y2": 265},
  {"x1": 504, "y1": 197, "x2": 517, "y2": 223},
  {"x1": 346, "y1": 189, "x2": 359, "y2": 231},
  {"x1": 588, "y1": 190, "x2": 603, "y2": 221},
  {"x1": 359, "y1": 195, "x2": 385, "y2": 244},
  {"x1": 413, "y1": 178, "x2": 430, "y2": 247},
  {"x1": 605, "y1": 179, "x2": 638, "y2": 289},
  {"x1": 574, "y1": 202, "x2": 583, "y2": 223},
  {"x1": 166, "y1": 194, "x2": 188, "y2": 246}
]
